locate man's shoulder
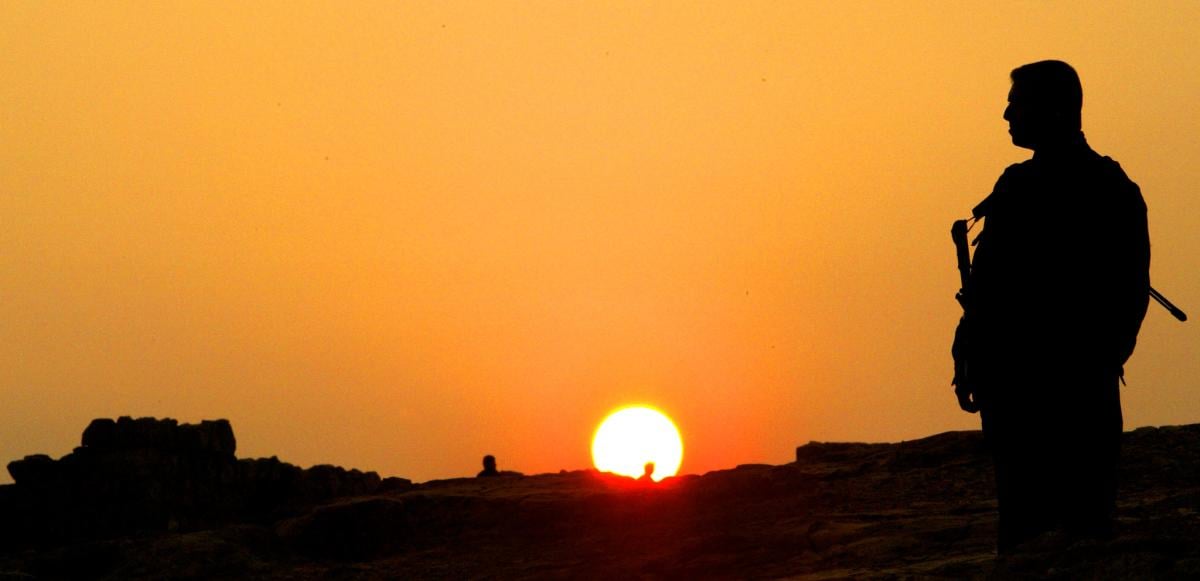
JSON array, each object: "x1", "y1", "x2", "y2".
[
  {"x1": 1106, "y1": 163, "x2": 1146, "y2": 217},
  {"x1": 995, "y1": 159, "x2": 1039, "y2": 188},
  {"x1": 1084, "y1": 152, "x2": 1144, "y2": 208},
  {"x1": 1001, "y1": 158, "x2": 1036, "y2": 175},
  {"x1": 1094, "y1": 154, "x2": 1136, "y2": 184},
  {"x1": 999, "y1": 152, "x2": 1139, "y2": 190},
  {"x1": 977, "y1": 161, "x2": 1036, "y2": 214}
]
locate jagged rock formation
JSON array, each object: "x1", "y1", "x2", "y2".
[{"x1": 0, "y1": 417, "x2": 410, "y2": 548}]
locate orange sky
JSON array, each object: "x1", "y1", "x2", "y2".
[{"x1": 3, "y1": 2, "x2": 1198, "y2": 483}]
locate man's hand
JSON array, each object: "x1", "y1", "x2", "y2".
[
  {"x1": 950, "y1": 317, "x2": 978, "y2": 413},
  {"x1": 954, "y1": 381, "x2": 979, "y2": 413}
]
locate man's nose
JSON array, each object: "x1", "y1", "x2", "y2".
[{"x1": 1003, "y1": 104, "x2": 1013, "y2": 121}]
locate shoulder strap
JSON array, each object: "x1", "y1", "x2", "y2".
[{"x1": 971, "y1": 193, "x2": 993, "y2": 220}]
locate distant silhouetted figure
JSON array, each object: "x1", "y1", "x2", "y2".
[
  {"x1": 637, "y1": 462, "x2": 655, "y2": 483},
  {"x1": 477, "y1": 454, "x2": 499, "y2": 478},
  {"x1": 952, "y1": 60, "x2": 1149, "y2": 553}
]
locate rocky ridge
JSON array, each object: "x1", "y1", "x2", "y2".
[
  {"x1": 2, "y1": 420, "x2": 1199, "y2": 579},
  {"x1": 0, "y1": 417, "x2": 409, "y2": 549}
]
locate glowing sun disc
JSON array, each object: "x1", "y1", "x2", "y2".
[{"x1": 591, "y1": 406, "x2": 683, "y2": 481}]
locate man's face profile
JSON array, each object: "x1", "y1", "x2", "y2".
[
  {"x1": 1003, "y1": 75, "x2": 1078, "y2": 152},
  {"x1": 1004, "y1": 82, "x2": 1040, "y2": 150}
]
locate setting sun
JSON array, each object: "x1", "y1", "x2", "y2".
[{"x1": 591, "y1": 406, "x2": 683, "y2": 481}]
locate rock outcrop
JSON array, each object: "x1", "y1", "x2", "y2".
[{"x1": 0, "y1": 417, "x2": 408, "y2": 548}]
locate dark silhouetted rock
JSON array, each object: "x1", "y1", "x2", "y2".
[
  {"x1": 303, "y1": 464, "x2": 381, "y2": 501},
  {"x1": 379, "y1": 476, "x2": 414, "y2": 493},
  {"x1": 181, "y1": 419, "x2": 237, "y2": 456},
  {"x1": 795, "y1": 441, "x2": 890, "y2": 464},
  {"x1": 0, "y1": 417, "x2": 393, "y2": 550},
  {"x1": 6, "y1": 455, "x2": 56, "y2": 488},
  {"x1": 80, "y1": 418, "x2": 117, "y2": 449},
  {"x1": 79, "y1": 416, "x2": 236, "y2": 456}
]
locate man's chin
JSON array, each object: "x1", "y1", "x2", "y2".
[{"x1": 1010, "y1": 134, "x2": 1036, "y2": 150}]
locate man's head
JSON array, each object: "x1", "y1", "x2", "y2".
[
  {"x1": 482, "y1": 455, "x2": 496, "y2": 471},
  {"x1": 1004, "y1": 60, "x2": 1083, "y2": 150}
]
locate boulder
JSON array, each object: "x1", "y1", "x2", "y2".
[
  {"x1": 179, "y1": 419, "x2": 236, "y2": 456},
  {"x1": 80, "y1": 418, "x2": 117, "y2": 449},
  {"x1": 6, "y1": 455, "x2": 56, "y2": 487},
  {"x1": 0, "y1": 417, "x2": 389, "y2": 549}
]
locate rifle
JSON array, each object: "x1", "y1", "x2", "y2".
[
  {"x1": 951, "y1": 218, "x2": 974, "y2": 308},
  {"x1": 950, "y1": 218, "x2": 977, "y2": 412},
  {"x1": 949, "y1": 215, "x2": 1186, "y2": 412},
  {"x1": 953, "y1": 216, "x2": 1187, "y2": 322}
]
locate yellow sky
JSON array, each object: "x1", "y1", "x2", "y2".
[{"x1": 3, "y1": 2, "x2": 1198, "y2": 483}]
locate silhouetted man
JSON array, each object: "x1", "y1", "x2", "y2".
[
  {"x1": 477, "y1": 454, "x2": 499, "y2": 477},
  {"x1": 953, "y1": 60, "x2": 1149, "y2": 553},
  {"x1": 637, "y1": 462, "x2": 656, "y2": 483}
]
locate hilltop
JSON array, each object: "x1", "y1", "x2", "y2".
[{"x1": 2, "y1": 418, "x2": 1199, "y2": 579}]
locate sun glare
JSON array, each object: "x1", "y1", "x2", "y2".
[{"x1": 591, "y1": 406, "x2": 683, "y2": 482}]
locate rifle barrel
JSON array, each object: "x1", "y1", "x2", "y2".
[{"x1": 1150, "y1": 286, "x2": 1187, "y2": 322}]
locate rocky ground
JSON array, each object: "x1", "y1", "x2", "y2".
[{"x1": 3, "y1": 420, "x2": 1199, "y2": 579}]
